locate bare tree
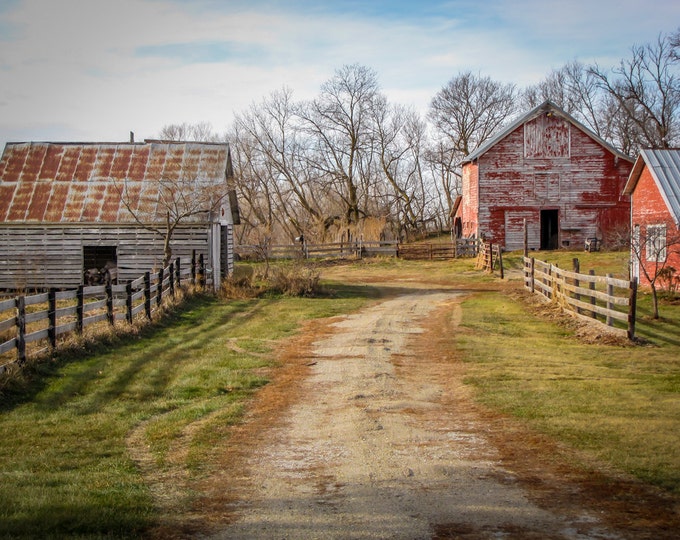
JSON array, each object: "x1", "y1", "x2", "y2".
[
  {"x1": 372, "y1": 98, "x2": 432, "y2": 239},
  {"x1": 157, "y1": 122, "x2": 224, "y2": 142},
  {"x1": 589, "y1": 30, "x2": 680, "y2": 151},
  {"x1": 299, "y1": 64, "x2": 382, "y2": 233},
  {"x1": 630, "y1": 221, "x2": 680, "y2": 319},
  {"x1": 428, "y1": 72, "x2": 517, "y2": 227},
  {"x1": 115, "y1": 168, "x2": 230, "y2": 267}
]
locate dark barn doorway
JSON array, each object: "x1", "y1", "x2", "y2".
[
  {"x1": 83, "y1": 245, "x2": 118, "y2": 285},
  {"x1": 540, "y1": 209, "x2": 559, "y2": 250}
]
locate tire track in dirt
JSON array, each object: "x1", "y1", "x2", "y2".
[{"x1": 210, "y1": 285, "x2": 619, "y2": 539}]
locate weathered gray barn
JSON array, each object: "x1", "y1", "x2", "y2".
[{"x1": 0, "y1": 140, "x2": 240, "y2": 290}]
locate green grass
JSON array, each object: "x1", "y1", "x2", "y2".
[
  {"x1": 0, "y1": 286, "x2": 374, "y2": 539},
  {"x1": 1, "y1": 253, "x2": 679, "y2": 537},
  {"x1": 502, "y1": 248, "x2": 631, "y2": 278},
  {"x1": 456, "y1": 288, "x2": 680, "y2": 494}
]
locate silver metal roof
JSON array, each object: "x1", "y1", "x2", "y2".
[{"x1": 625, "y1": 149, "x2": 680, "y2": 225}]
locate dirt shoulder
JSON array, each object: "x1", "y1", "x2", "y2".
[{"x1": 181, "y1": 278, "x2": 680, "y2": 539}]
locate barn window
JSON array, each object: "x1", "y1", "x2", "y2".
[{"x1": 646, "y1": 224, "x2": 667, "y2": 262}]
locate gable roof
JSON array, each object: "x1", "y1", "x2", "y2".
[
  {"x1": 462, "y1": 100, "x2": 633, "y2": 165},
  {"x1": 623, "y1": 149, "x2": 680, "y2": 226},
  {"x1": 0, "y1": 140, "x2": 239, "y2": 225}
]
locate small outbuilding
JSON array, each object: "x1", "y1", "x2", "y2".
[
  {"x1": 455, "y1": 101, "x2": 634, "y2": 251},
  {"x1": 0, "y1": 140, "x2": 240, "y2": 290},
  {"x1": 623, "y1": 149, "x2": 680, "y2": 286}
]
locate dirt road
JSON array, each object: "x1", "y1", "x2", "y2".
[{"x1": 209, "y1": 284, "x2": 625, "y2": 539}]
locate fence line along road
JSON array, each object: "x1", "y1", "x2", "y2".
[
  {"x1": 0, "y1": 254, "x2": 210, "y2": 372},
  {"x1": 523, "y1": 256, "x2": 637, "y2": 340}
]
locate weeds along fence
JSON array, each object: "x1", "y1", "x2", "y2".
[
  {"x1": 0, "y1": 254, "x2": 209, "y2": 372},
  {"x1": 236, "y1": 239, "x2": 480, "y2": 261},
  {"x1": 523, "y1": 256, "x2": 637, "y2": 340}
]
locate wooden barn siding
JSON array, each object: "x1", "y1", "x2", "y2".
[
  {"x1": 461, "y1": 163, "x2": 479, "y2": 238},
  {"x1": 0, "y1": 224, "x2": 211, "y2": 289},
  {"x1": 476, "y1": 116, "x2": 630, "y2": 251},
  {"x1": 220, "y1": 224, "x2": 235, "y2": 277},
  {"x1": 632, "y1": 166, "x2": 680, "y2": 286}
]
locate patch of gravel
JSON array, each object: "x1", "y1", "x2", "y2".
[{"x1": 210, "y1": 287, "x2": 618, "y2": 539}]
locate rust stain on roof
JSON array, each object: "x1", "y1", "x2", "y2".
[{"x1": 0, "y1": 141, "x2": 233, "y2": 224}]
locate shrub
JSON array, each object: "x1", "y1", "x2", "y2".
[{"x1": 269, "y1": 264, "x2": 322, "y2": 297}]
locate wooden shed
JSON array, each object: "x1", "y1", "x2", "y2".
[
  {"x1": 0, "y1": 140, "x2": 240, "y2": 290},
  {"x1": 455, "y1": 101, "x2": 633, "y2": 251},
  {"x1": 623, "y1": 149, "x2": 680, "y2": 286}
]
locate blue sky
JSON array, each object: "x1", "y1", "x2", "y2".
[{"x1": 0, "y1": 0, "x2": 678, "y2": 148}]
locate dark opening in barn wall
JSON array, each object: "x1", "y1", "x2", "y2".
[
  {"x1": 540, "y1": 209, "x2": 559, "y2": 250},
  {"x1": 83, "y1": 246, "x2": 117, "y2": 284}
]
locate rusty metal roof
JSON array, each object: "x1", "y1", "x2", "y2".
[{"x1": 0, "y1": 141, "x2": 235, "y2": 224}]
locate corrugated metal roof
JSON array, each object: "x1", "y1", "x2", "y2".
[
  {"x1": 625, "y1": 149, "x2": 680, "y2": 225},
  {"x1": 0, "y1": 141, "x2": 235, "y2": 224},
  {"x1": 463, "y1": 100, "x2": 633, "y2": 164}
]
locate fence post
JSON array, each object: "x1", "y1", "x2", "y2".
[
  {"x1": 76, "y1": 285, "x2": 84, "y2": 334},
  {"x1": 606, "y1": 274, "x2": 614, "y2": 326},
  {"x1": 144, "y1": 272, "x2": 152, "y2": 320},
  {"x1": 628, "y1": 278, "x2": 638, "y2": 340},
  {"x1": 16, "y1": 295, "x2": 26, "y2": 365},
  {"x1": 547, "y1": 263, "x2": 553, "y2": 300},
  {"x1": 169, "y1": 262, "x2": 175, "y2": 298},
  {"x1": 106, "y1": 282, "x2": 114, "y2": 326},
  {"x1": 530, "y1": 257, "x2": 535, "y2": 293},
  {"x1": 498, "y1": 247, "x2": 504, "y2": 279},
  {"x1": 48, "y1": 288, "x2": 57, "y2": 349},
  {"x1": 191, "y1": 250, "x2": 196, "y2": 285},
  {"x1": 198, "y1": 254, "x2": 205, "y2": 289},
  {"x1": 126, "y1": 280, "x2": 133, "y2": 324},
  {"x1": 157, "y1": 267, "x2": 164, "y2": 308},
  {"x1": 573, "y1": 258, "x2": 581, "y2": 314},
  {"x1": 175, "y1": 257, "x2": 181, "y2": 289},
  {"x1": 589, "y1": 270, "x2": 597, "y2": 320}
]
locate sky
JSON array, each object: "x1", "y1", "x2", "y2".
[{"x1": 0, "y1": 0, "x2": 679, "y2": 149}]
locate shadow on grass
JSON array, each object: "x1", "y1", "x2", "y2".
[
  {"x1": 0, "y1": 284, "x2": 383, "y2": 414},
  {"x1": 0, "y1": 294, "x2": 240, "y2": 413},
  {"x1": 635, "y1": 300, "x2": 680, "y2": 347}
]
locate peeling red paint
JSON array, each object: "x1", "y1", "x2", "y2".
[{"x1": 459, "y1": 103, "x2": 633, "y2": 250}]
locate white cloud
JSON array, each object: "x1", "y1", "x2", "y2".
[{"x1": 0, "y1": 0, "x2": 678, "y2": 147}]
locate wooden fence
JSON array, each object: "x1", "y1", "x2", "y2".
[
  {"x1": 236, "y1": 238, "x2": 480, "y2": 261},
  {"x1": 0, "y1": 254, "x2": 208, "y2": 372},
  {"x1": 523, "y1": 256, "x2": 637, "y2": 339}
]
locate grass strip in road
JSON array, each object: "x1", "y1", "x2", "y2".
[
  {"x1": 456, "y1": 289, "x2": 680, "y2": 495},
  {"x1": 0, "y1": 287, "x2": 373, "y2": 539}
]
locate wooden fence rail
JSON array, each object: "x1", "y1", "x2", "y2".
[
  {"x1": 236, "y1": 239, "x2": 480, "y2": 261},
  {"x1": 0, "y1": 254, "x2": 207, "y2": 372},
  {"x1": 523, "y1": 256, "x2": 637, "y2": 340}
]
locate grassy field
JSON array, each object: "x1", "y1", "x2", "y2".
[
  {"x1": 0, "y1": 252, "x2": 678, "y2": 537},
  {"x1": 456, "y1": 287, "x2": 680, "y2": 493}
]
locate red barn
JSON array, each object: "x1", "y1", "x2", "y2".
[
  {"x1": 455, "y1": 101, "x2": 633, "y2": 251},
  {"x1": 623, "y1": 149, "x2": 680, "y2": 287}
]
